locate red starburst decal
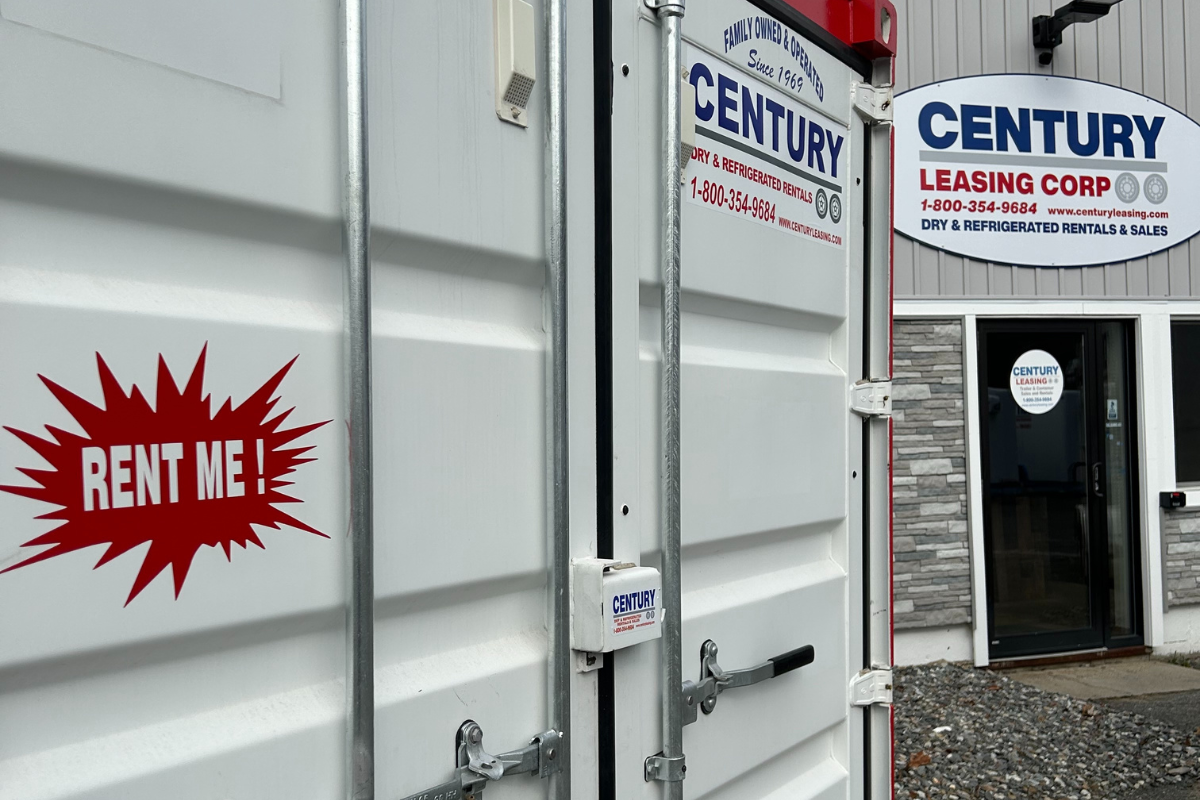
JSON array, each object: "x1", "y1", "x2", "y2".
[{"x1": 1, "y1": 347, "x2": 329, "y2": 604}]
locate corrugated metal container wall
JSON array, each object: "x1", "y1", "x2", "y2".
[
  {"x1": 0, "y1": 2, "x2": 580, "y2": 796},
  {"x1": 893, "y1": 0, "x2": 1200, "y2": 298}
]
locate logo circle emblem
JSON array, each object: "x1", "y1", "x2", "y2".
[
  {"x1": 829, "y1": 194, "x2": 842, "y2": 224},
  {"x1": 815, "y1": 189, "x2": 828, "y2": 219},
  {"x1": 1010, "y1": 349, "x2": 1064, "y2": 415},
  {"x1": 1115, "y1": 172, "x2": 1140, "y2": 204},
  {"x1": 1144, "y1": 174, "x2": 1168, "y2": 205}
]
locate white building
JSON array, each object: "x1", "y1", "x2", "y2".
[{"x1": 892, "y1": 0, "x2": 1200, "y2": 667}]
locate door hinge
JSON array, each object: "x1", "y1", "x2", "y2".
[
  {"x1": 398, "y1": 720, "x2": 562, "y2": 800},
  {"x1": 851, "y1": 379, "x2": 893, "y2": 418},
  {"x1": 852, "y1": 82, "x2": 893, "y2": 124},
  {"x1": 850, "y1": 667, "x2": 894, "y2": 707}
]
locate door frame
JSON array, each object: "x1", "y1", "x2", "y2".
[{"x1": 975, "y1": 318, "x2": 1144, "y2": 660}]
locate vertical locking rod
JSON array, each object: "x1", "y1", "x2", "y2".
[
  {"x1": 654, "y1": 1, "x2": 686, "y2": 797},
  {"x1": 862, "y1": 56, "x2": 896, "y2": 800},
  {"x1": 546, "y1": 0, "x2": 571, "y2": 796},
  {"x1": 340, "y1": 0, "x2": 374, "y2": 797}
]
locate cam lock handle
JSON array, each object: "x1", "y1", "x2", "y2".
[
  {"x1": 397, "y1": 720, "x2": 562, "y2": 800},
  {"x1": 680, "y1": 639, "x2": 815, "y2": 726}
]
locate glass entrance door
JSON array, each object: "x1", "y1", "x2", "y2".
[{"x1": 978, "y1": 321, "x2": 1142, "y2": 659}]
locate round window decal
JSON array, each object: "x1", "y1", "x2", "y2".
[{"x1": 1010, "y1": 349, "x2": 1064, "y2": 415}]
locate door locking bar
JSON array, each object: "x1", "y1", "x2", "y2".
[
  {"x1": 680, "y1": 640, "x2": 815, "y2": 726},
  {"x1": 399, "y1": 720, "x2": 562, "y2": 800}
]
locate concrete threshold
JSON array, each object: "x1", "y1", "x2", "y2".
[{"x1": 1005, "y1": 656, "x2": 1200, "y2": 700}]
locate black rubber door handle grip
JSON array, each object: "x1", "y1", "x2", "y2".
[{"x1": 769, "y1": 644, "x2": 815, "y2": 677}]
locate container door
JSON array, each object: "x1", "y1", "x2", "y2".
[
  {"x1": 364, "y1": 1, "x2": 599, "y2": 796},
  {"x1": 606, "y1": 1, "x2": 892, "y2": 797},
  {"x1": 0, "y1": 2, "x2": 599, "y2": 797}
]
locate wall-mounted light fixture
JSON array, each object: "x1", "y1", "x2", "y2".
[{"x1": 1032, "y1": 0, "x2": 1123, "y2": 65}]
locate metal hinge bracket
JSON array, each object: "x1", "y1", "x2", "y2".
[
  {"x1": 852, "y1": 82, "x2": 894, "y2": 125},
  {"x1": 850, "y1": 667, "x2": 894, "y2": 707},
  {"x1": 851, "y1": 379, "x2": 893, "y2": 418},
  {"x1": 645, "y1": 753, "x2": 687, "y2": 782},
  {"x1": 398, "y1": 721, "x2": 562, "y2": 800}
]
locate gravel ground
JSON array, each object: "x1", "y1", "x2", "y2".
[
  {"x1": 894, "y1": 663, "x2": 1199, "y2": 799},
  {"x1": 1105, "y1": 691, "x2": 1200, "y2": 746}
]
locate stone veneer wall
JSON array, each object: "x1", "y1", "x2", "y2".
[
  {"x1": 1164, "y1": 508, "x2": 1200, "y2": 606},
  {"x1": 892, "y1": 319, "x2": 973, "y2": 629}
]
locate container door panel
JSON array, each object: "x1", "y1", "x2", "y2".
[
  {"x1": 610, "y1": 0, "x2": 877, "y2": 797},
  {"x1": 0, "y1": 1, "x2": 598, "y2": 797}
]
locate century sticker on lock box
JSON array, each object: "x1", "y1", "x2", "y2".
[{"x1": 607, "y1": 578, "x2": 658, "y2": 638}]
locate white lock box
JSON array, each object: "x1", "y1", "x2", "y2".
[{"x1": 570, "y1": 559, "x2": 662, "y2": 653}]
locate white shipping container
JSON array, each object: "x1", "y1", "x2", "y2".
[{"x1": 0, "y1": 1, "x2": 896, "y2": 798}]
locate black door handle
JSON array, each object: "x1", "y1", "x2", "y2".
[
  {"x1": 770, "y1": 644, "x2": 816, "y2": 677},
  {"x1": 1093, "y1": 462, "x2": 1105, "y2": 497}
]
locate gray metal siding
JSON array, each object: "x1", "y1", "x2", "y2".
[{"x1": 894, "y1": 0, "x2": 1200, "y2": 298}]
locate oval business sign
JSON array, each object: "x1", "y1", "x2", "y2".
[{"x1": 894, "y1": 74, "x2": 1200, "y2": 267}]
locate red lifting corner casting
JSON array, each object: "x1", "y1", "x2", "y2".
[{"x1": 782, "y1": 0, "x2": 898, "y2": 59}]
